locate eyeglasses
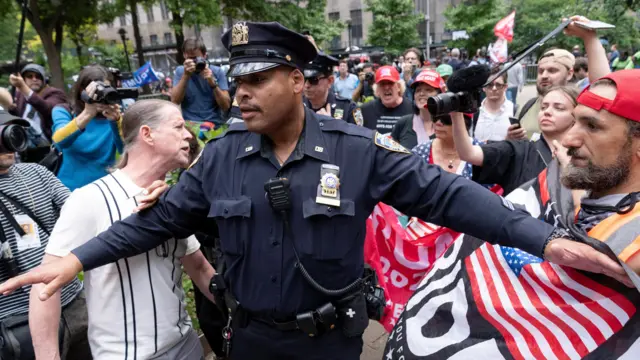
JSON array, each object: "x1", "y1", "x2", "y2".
[
  {"x1": 484, "y1": 82, "x2": 506, "y2": 90},
  {"x1": 305, "y1": 76, "x2": 326, "y2": 85}
]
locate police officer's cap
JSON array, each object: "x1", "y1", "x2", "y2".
[
  {"x1": 221, "y1": 21, "x2": 318, "y2": 77},
  {"x1": 304, "y1": 52, "x2": 339, "y2": 78}
]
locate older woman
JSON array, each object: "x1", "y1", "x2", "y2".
[
  {"x1": 51, "y1": 65, "x2": 124, "y2": 190},
  {"x1": 453, "y1": 85, "x2": 579, "y2": 194},
  {"x1": 391, "y1": 69, "x2": 446, "y2": 149}
]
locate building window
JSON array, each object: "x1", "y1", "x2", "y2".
[
  {"x1": 160, "y1": 1, "x2": 170, "y2": 20},
  {"x1": 119, "y1": 15, "x2": 126, "y2": 26},
  {"x1": 150, "y1": 34, "x2": 158, "y2": 46},
  {"x1": 164, "y1": 32, "x2": 172, "y2": 45},
  {"x1": 328, "y1": 12, "x2": 341, "y2": 49},
  {"x1": 146, "y1": 7, "x2": 154, "y2": 23},
  {"x1": 350, "y1": 9, "x2": 363, "y2": 46}
]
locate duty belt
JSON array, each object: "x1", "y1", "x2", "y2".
[{"x1": 245, "y1": 303, "x2": 338, "y2": 336}]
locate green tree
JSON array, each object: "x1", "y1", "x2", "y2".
[
  {"x1": 0, "y1": 0, "x2": 121, "y2": 89},
  {"x1": 220, "y1": 0, "x2": 343, "y2": 50},
  {"x1": 365, "y1": 0, "x2": 422, "y2": 55},
  {"x1": 164, "y1": 0, "x2": 223, "y2": 64},
  {"x1": 444, "y1": 0, "x2": 506, "y2": 53},
  {"x1": 0, "y1": 2, "x2": 37, "y2": 63}
]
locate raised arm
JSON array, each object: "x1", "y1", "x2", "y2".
[
  {"x1": 451, "y1": 112, "x2": 484, "y2": 165},
  {"x1": 563, "y1": 15, "x2": 611, "y2": 82}
]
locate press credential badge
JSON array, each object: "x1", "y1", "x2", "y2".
[{"x1": 14, "y1": 214, "x2": 41, "y2": 251}]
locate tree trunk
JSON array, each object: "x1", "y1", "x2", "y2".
[
  {"x1": 128, "y1": 0, "x2": 145, "y2": 67},
  {"x1": 39, "y1": 34, "x2": 64, "y2": 90},
  {"x1": 172, "y1": 10, "x2": 185, "y2": 65}
]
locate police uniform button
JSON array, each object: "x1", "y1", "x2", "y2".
[
  {"x1": 270, "y1": 276, "x2": 277, "y2": 283},
  {"x1": 223, "y1": 208, "x2": 229, "y2": 214},
  {"x1": 319, "y1": 122, "x2": 324, "y2": 127},
  {"x1": 327, "y1": 207, "x2": 333, "y2": 212},
  {"x1": 272, "y1": 241, "x2": 279, "y2": 246}
]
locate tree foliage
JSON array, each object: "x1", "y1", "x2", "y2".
[
  {"x1": 445, "y1": 0, "x2": 640, "y2": 60},
  {"x1": 365, "y1": 0, "x2": 422, "y2": 55},
  {"x1": 444, "y1": 0, "x2": 505, "y2": 54},
  {"x1": 220, "y1": 0, "x2": 343, "y2": 49}
]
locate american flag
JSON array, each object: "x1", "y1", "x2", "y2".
[{"x1": 466, "y1": 244, "x2": 636, "y2": 360}]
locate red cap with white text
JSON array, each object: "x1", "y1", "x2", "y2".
[
  {"x1": 375, "y1": 66, "x2": 400, "y2": 84},
  {"x1": 412, "y1": 69, "x2": 446, "y2": 92}
]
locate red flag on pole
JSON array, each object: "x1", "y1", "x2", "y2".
[{"x1": 494, "y1": 10, "x2": 516, "y2": 42}]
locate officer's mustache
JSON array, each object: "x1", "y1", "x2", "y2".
[{"x1": 238, "y1": 102, "x2": 262, "y2": 112}]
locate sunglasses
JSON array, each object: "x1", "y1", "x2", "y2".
[
  {"x1": 305, "y1": 76, "x2": 326, "y2": 85},
  {"x1": 484, "y1": 82, "x2": 507, "y2": 90},
  {"x1": 434, "y1": 115, "x2": 452, "y2": 125}
]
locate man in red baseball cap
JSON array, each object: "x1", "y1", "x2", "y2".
[
  {"x1": 360, "y1": 65, "x2": 413, "y2": 133},
  {"x1": 559, "y1": 69, "x2": 640, "y2": 270}
]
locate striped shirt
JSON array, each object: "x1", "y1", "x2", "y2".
[
  {"x1": 0, "y1": 163, "x2": 82, "y2": 319},
  {"x1": 46, "y1": 170, "x2": 199, "y2": 359}
]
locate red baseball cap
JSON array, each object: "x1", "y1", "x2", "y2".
[
  {"x1": 577, "y1": 69, "x2": 640, "y2": 123},
  {"x1": 375, "y1": 66, "x2": 400, "y2": 84},
  {"x1": 412, "y1": 69, "x2": 446, "y2": 92}
]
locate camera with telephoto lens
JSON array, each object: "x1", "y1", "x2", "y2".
[
  {"x1": 81, "y1": 81, "x2": 139, "y2": 105},
  {"x1": 364, "y1": 72, "x2": 374, "y2": 83},
  {"x1": 193, "y1": 57, "x2": 209, "y2": 73},
  {"x1": 0, "y1": 124, "x2": 28, "y2": 153},
  {"x1": 426, "y1": 90, "x2": 481, "y2": 117}
]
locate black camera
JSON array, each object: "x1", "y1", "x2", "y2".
[
  {"x1": 81, "y1": 81, "x2": 139, "y2": 105},
  {"x1": 426, "y1": 90, "x2": 481, "y2": 117},
  {"x1": 0, "y1": 124, "x2": 28, "y2": 153},
  {"x1": 193, "y1": 57, "x2": 209, "y2": 73},
  {"x1": 364, "y1": 72, "x2": 374, "y2": 83}
]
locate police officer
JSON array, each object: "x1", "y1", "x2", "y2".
[
  {"x1": 303, "y1": 52, "x2": 363, "y2": 126},
  {"x1": 3, "y1": 21, "x2": 632, "y2": 360}
]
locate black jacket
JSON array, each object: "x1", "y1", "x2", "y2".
[{"x1": 391, "y1": 114, "x2": 418, "y2": 150}]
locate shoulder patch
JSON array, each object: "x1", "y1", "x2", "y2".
[
  {"x1": 374, "y1": 132, "x2": 410, "y2": 153},
  {"x1": 353, "y1": 108, "x2": 363, "y2": 126}
]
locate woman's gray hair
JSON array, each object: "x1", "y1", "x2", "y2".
[{"x1": 116, "y1": 99, "x2": 180, "y2": 168}]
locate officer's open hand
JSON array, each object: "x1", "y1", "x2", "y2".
[
  {"x1": 0, "y1": 254, "x2": 83, "y2": 301},
  {"x1": 133, "y1": 180, "x2": 168, "y2": 212},
  {"x1": 316, "y1": 103, "x2": 331, "y2": 116},
  {"x1": 544, "y1": 238, "x2": 633, "y2": 287}
]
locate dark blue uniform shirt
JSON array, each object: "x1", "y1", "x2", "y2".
[
  {"x1": 72, "y1": 107, "x2": 554, "y2": 316},
  {"x1": 304, "y1": 92, "x2": 360, "y2": 125}
]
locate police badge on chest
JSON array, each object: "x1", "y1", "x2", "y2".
[{"x1": 316, "y1": 164, "x2": 341, "y2": 207}]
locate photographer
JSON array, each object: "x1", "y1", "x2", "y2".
[
  {"x1": 351, "y1": 63, "x2": 375, "y2": 103},
  {"x1": 8, "y1": 64, "x2": 69, "y2": 163},
  {"x1": 171, "y1": 38, "x2": 231, "y2": 126},
  {"x1": 0, "y1": 111, "x2": 90, "y2": 360},
  {"x1": 51, "y1": 65, "x2": 124, "y2": 191}
]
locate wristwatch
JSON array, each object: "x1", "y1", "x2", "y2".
[{"x1": 541, "y1": 227, "x2": 574, "y2": 260}]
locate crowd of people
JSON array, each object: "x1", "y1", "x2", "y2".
[{"x1": 0, "y1": 13, "x2": 636, "y2": 360}]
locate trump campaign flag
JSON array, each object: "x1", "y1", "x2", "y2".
[
  {"x1": 364, "y1": 204, "x2": 459, "y2": 332},
  {"x1": 122, "y1": 61, "x2": 159, "y2": 88},
  {"x1": 384, "y1": 161, "x2": 640, "y2": 359}
]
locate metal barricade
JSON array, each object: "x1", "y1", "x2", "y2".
[{"x1": 525, "y1": 64, "x2": 538, "y2": 83}]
